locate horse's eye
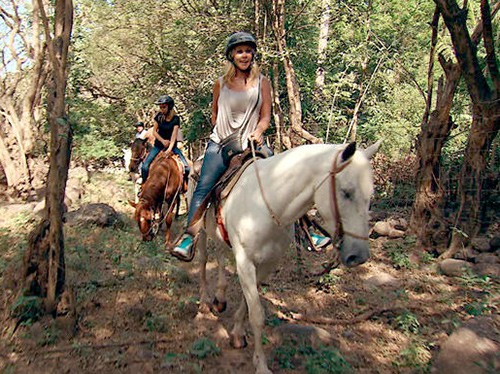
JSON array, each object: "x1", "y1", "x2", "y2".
[{"x1": 342, "y1": 189, "x2": 353, "y2": 200}]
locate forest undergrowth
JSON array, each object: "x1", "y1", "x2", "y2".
[{"x1": 0, "y1": 169, "x2": 498, "y2": 373}]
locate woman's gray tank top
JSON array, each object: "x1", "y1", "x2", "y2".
[{"x1": 210, "y1": 75, "x2": 262, "y2": 148}]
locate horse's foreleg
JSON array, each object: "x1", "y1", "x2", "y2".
[
  {"x1": 230, "y1": 297, "x2": 248, "y2": 349},
  {"x1": 212, "y1": 248, "x2": 227, "y2": 313},
  {"x1": 197, "y1": 231, "x2": 211, "y2": 313},
  {"x1": 235, "y1": 258, "x2": 271, "y2": 374},
  {"x1": 164, "y1": 209, "x2": 175, "y2": 245}
]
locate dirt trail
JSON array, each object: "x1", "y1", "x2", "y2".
[{"x1": 0, "y1": 172, "x2": 488, "y2": 373}]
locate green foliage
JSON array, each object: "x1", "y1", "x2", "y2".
[
  {"x1": 316, "y1": 272, "x2": 341, "y2": 291},
  {"x1": 37, "y1": 324, "x2": 60, "y2": 347},
  {"x1": 392, "y1": 338, "x2": 431, "y2": 372},
  {"x1": 382, "y1": 240, "x2": 414, "y2": 270},
  {"x1": 458, "y1": 270, "x2": 495, "y2": 317},
  {"x1": 272, "y1": 342, "x2": 352, "y2": 373},
  {"x1": 11, "y1": 296, "x2": 44, "y2": 325},
  {"x1": 419, "y1": 250, "x2": 436, "y2": 265},
  {"x1": 272, "y1": 343, "x2": 298, "y2": 369},
  {"x1": 304, "y1": 346, "x2": 353, "y2": 374},
  {"x1": 463, "y1": 301, "x2": 490, "y2": 317},
  {"x1": 73, "y1": 136, "x2": 121, "y2": 164},
  {"x1": 266, "y1": 314, "x2": 286, "y2": 327},
  {"x1": 144, "y1": 313, "x2": 169, "y2": 333},
  {"x1": 458, "y1": 270, "x2": 493, "y2": 293},
  {"x1": 162, "y1": 352, "x2": 189, "y2": 368},
  {"x1": 189, "y1": 337, "x2": 220, "y2": 359},
  {"x1": 394, "y1": 311, "x2": 420, "y2": 334}
]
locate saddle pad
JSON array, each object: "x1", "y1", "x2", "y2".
[{"x1": 218, "y1": 158, "x2": 255, "y2": 201}]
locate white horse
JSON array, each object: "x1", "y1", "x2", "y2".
[{"x1": 194, "y1": 141, "x2": 380, "y2": 374}]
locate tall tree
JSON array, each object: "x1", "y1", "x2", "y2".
[
  {"x1": 20, "y1": 0, "x2": 73, "y2": 314},
  {"x1": 433, "y1": 0, "x2": 500, "y2": 256},
  {"x1": 272, "y1": 0, "x2": 321, "y2": 146},
  {"x1": 0, "y1": 0, "x2": 48, "y2": 196},
  {"x1": 314, "y1": 0, "x2": 331, "y2": 97},
  {"x1": 411, "y1": 2, "x2": 500, "y2": 249}
]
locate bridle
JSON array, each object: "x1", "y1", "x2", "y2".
[
  {"x1": 251, "y1": 144, "x2": 369, "y2": 242},
  {"x1": 130, "y1": 148, "x2": 147, "y2": 163},
  {"x1": 328, "y1": 151, "x2": 369, "y2": 241},
  {"x1": 130, "y1": 142, "x2": 148, "y2": 171}
]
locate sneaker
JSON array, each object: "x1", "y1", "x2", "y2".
[
  {"x1": 310, "y1": 232, "x2": 331, "y2": 249},
  {"x1": 171, "y1": 233, "x2": 195, "y2": 262}
]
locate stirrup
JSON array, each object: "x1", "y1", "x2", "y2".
[{"x1": 171, "y1": 233, "x2": 196, "y2": 262}]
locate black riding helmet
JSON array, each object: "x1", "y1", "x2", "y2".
[
  {"x1": 135, "y1": 121, "x2": 145, "y2": 127},
  {"x1": 154, "y1": 95, "x2": 174, "y2": 110},
  {"x1": 225, "y1": 32, "x2": 257, "y2": 62}
]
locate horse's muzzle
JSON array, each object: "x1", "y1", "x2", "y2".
[
  {"x1": 340, "y1": 238, "x2": 370, "y2": 267},
  {"x1": 142, "y1": 233, "x2": 154, "y2": 242}
]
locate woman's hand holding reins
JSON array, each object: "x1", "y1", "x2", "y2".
[{"x1": 249, "y1": 130, "x2": 264, "y2": 146}]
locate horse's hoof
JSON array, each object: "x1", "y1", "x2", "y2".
[
  {"x1": 198, "y1": 302, "x2": 211, "y2": 314},
  {"x1": 230, "y1": 334, "x2": 247, "y2": 349},
  {"x1": 210, "y1": 297, "x2": 227, "y2": 313}
]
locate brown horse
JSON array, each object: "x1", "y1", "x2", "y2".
[
  {"x1": 128, "y1": 138, "x2": 151, "y2": 174},
  {"x1": 129, "y1": 152, "x2": 185, "y2": 244}
]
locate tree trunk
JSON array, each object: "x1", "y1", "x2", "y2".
[
  {"x1": 410, "y1": 3, "x2": 496, "y2": 249},
  {"x1": 272, "y1": 0, "x2": 321, "y2": 147},
  {"x1": 447, "y1": 104, "x2": 499, "y2": 253},
  {"x1": 21, "y1": 0, "x2": 74, "y2": 315},
  {"x1": 272, "y1": 61, "x2": 289, "y2": 151},
  {"x1": 411, "y1": 8, "x2": 460, "y2": 248},
  {"x1": 314, "y1": 0, "x2": 330, "y2": 97},
  {"x1": 0, "y1": 0, "x2": 47, "y2": 197},
  {"x1": 433, "y1": 0, "x2": 500, "y2": 256},
  {"x1": 411, "y1": 76, "x2": 460, "y2": 248}
]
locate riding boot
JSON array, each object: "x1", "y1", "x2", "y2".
[
  {"x1": 309, "y1": 231, "x2": 331, "y2": 250},
  {"x1": 171, "y1": 233, "x2": 195, "y2": 261},
  {"x1": 171, "y1": 220, "x2": 201, "y2": 262}
]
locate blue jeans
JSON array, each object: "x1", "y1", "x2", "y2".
[
  {"x1": 187, "y1": 139, "x2": 273, "y2": 225},
  {"x1": 141, "y1": 145, "x2": 189, "y2": 182},
  {"x1": 173, "y1": 148, "x2": 190, "y2": 174}
]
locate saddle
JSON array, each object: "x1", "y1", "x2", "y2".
[{"x1": 189, "y1": 148, "x2": 268, "y2": 226}]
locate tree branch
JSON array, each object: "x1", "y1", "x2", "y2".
[
  {"x1": 480, "y1": 0, "x2": 500, "y2": 92},
  {"x1": 433, "y1": 0, "x2": 491, "y2": 102}
]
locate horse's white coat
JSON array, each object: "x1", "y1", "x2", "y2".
[
  {"x1": 197, "y1": 143, "x2": 379, "y2": 374},
  {"x1": 123, "y1": 148, "x2": 132, "y2": 171}
]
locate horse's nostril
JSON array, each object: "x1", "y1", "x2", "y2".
[
  {"x1": 345, "y1": 255, "x2": 358, "y2": 267},
  {"x1": 345, "y1": 254, "x2": 368, "y2": 267}
]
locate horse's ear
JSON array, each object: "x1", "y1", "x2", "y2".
[
  {"x1": 363, "y1": 139, "x2": 382, "y2": 159},
  {"x1": 341, "y1": 142, "x2": 356, "y2": 162},
  {"x1": 128, "y1": 199, "x2": 137, "y2": 208}
]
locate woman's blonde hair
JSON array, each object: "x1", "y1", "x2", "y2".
[{"x1": 223, "y1": 60, "x2": 260, "y2": 84}]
